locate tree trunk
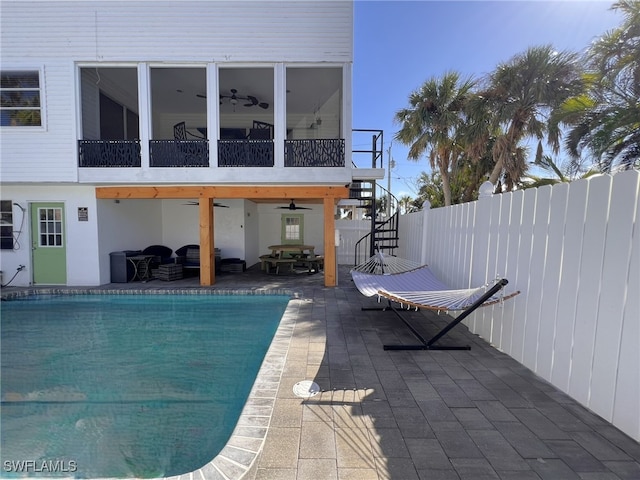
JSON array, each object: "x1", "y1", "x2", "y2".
[
  {"x1": 488, "y1": 158, "x2": 502, "y2": 185},
  {"x1": 441, "y1": 167, "x2": 452, "y2": 206}
]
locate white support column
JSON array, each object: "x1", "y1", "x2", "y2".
[
  {"x1": 274, "y1": 63, "x2": 285, "y2": 169},
  {"x1": 342, "y1": 62, "x2": 352, "y2": 166},
  {"x1": 207, "y1": 63, "x2": 219, "y2": 170},
  {"x1": 137, "y1": 63, "x2": 150, "y2": 170}
]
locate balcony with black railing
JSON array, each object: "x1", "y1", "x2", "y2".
[
  {"x1": 78, "y1": 140, "x2": 141, "y2": 167},
  {"x1": 218, "y1": 139, "x2": 274, "y2": 167},
  {"x1": 284, "y1": 139, "x2": 345, "y2": 167},
  {"x1": 149, "y1": 140, "x2": 209, "y2": 167},
  {"x1": 77, "y1": 138, "x2": 345, "y2": 169}
]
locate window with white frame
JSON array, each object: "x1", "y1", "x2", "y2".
[
  {"x1": 281, "y1": 214, "x2": 304, "y2": 244},
  {"x1": 0, "y1": 200, "x2": 14, "y2": 249},
  {"x1": 1, "y1": 71, "x2": 42, "y2": 127}
]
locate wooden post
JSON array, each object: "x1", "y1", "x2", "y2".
[
  {"x1": 199, "y1": 198, "x2": 215, "y2": 285},
  {"x1": 324, "y1": 197, "x2": 336, "y2": 287}
]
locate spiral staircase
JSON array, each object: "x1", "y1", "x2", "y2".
[{"x1": 350, "y1": 129, "x2": 400, "y2": 266}]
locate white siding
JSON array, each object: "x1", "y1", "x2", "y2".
[
  {"x1": 0, "y1": 0, "x2": 353, "y2": 183},
  {"x1": 1, "y1": 62, "x2": 79, "y2": 181},
  {"x1": 1, "y1": 1, "x2": 353, "y2": 62}
]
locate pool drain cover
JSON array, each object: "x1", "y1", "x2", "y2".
[{"x1": 293, "y1": 380, "x2": 320, "y2": 398}]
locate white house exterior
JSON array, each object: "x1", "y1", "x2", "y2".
[{"x1": 0, "y1": 0, "x2": 382, "y2": 287}]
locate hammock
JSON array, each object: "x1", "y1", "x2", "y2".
[
  {"x1": 351, "y1": 262, "x2": 520, "y2": 350},
  {"x1": 352, "y1": 251, "x2": 421, "y2": 275},
  {"x1": 351, "y1": 265, "x2": 518, "y2": 311}
]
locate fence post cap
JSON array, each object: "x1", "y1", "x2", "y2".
[{"x1": 479, "y1": 181, "x2": 494, "y2": 198}]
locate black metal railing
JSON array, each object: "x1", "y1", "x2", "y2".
[
  {"x1": 218, "y1": 139, "x2": 274, "y2": 167},
  {"x1": 78, "y1": 140, "x2": 141, "y2": 167},
  {"x1": 284, "y1": 139, "x2": 345, "y2": 167},
  {"x1": 353, "y1": 182, "x2": 400, "y2": 264},
  {"x1": 149, "y1": 140, "x2": 209, "y2": 167},
  {"x1": 78, "y1": 138, "x2": 347, "y2": 168}
]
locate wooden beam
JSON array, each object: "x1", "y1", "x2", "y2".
[
  {"x1": 95, "y1": 184, "x2": 350, "y2": 287},
  {"x1": 96, "y1": 185, "x2": 349, "y2": 200},
  {"x1": 199, "y1": 198, "x2": 215, "y2": 286},
  {"x1": 323, "y1": 197, "x2": 336, "y2": 287}
]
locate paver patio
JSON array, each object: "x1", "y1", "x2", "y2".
[{"x1": 2, "y1": 264, "x2": 638, "y2": 480}]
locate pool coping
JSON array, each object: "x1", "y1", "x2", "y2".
[{"x1": 1, "y1": 288, "x2": 301, "y2": 480}]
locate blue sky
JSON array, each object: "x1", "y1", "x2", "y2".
[{"x1": 353, "y1": 0, "x2": 624, "y2": 198}]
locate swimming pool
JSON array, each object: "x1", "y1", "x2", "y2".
[{"x1": 1, "y1": 293, "x2": 290, "y2": 478}]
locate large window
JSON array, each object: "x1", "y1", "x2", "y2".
[
  {"x1": 0, "y1": 71, "x2": 42, "y2": 127},
  {"x1": 286, "y1": 67, "x2": 342, "y2": 140},
  {"x1": 1, "y1": 201, "x2": 14, "y2": 249},
  {"x1": 80, "y1": 67, "x2": 139, "y2": 140}
]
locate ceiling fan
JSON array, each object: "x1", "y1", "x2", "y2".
[
  {"x1": 198, "y1": 88, "x2": 269, "y2": 109},
  {"x1": 276, "y1": 200, "x2": 312, "y2": 211},
  {"x1": 183, "y1": 201, "x2": 229, "y2": 208}
]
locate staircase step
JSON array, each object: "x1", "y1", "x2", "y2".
[{"x1": 349, "y1": 187, "x2": 373, "y2": 193}]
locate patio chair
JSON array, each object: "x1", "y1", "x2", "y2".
[
  {"x1": 351, "y1": 261, "x2": 519, "y2": 351},
  {"x1": 175, "y1": 245, "x2": 222, "y2": 273},
  {"x1": 142, "y1": 244, "x2": 173, "y2": 267},
  {"x1": 173, "y1": 121, "x2": 204, "y2": 140}
]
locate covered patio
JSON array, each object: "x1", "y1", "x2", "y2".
[{"x1": 96, "y1": 184, "x2": 350, "y2": 287}]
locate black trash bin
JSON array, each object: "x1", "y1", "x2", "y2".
[{"x1": 109, "y1": 250, "x2": 142, "y2": 283}]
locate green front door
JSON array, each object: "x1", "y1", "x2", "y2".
[{"x1": 31, "y1": 203, "x2": 67, "y2": 285}]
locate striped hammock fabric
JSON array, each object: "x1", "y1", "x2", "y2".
[
  {"x1": 351, "y1": 252, "x2": 421, "y2": 275},
  {"x1": 351, "y1": 263, "x2": 519, "y2": 312}
]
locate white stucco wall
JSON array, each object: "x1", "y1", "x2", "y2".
[
  {"x1": 0, "y1": 185, "x2": 101, "y2": 287},
  {"x1": 256, "y1": 203, "x2": 326, "y2": 256}
]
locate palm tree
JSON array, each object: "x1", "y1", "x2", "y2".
[
  {"x1": 521, "y1": 154, "x2": 600, "y2": 188},
  {"x1": 398, "y1": 195, "x2": 414, "y2": 214},
  {"x1": 555, "y1": 1, "x2": 640, "y2": 172},
  {"x1": 394, "y1": 72, "x2": 476, "y2": 206},
  {"x1": 479, "y1": 45, "x2": 584, "y2": 190}
]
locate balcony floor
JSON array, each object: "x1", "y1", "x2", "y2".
[{"x1": 2, "y1": 264, "x2": 639, "y2": 479}]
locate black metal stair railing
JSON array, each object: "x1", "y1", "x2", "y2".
[{"x1": 353, "y1": 181, "x2": 400, "y2": 266}]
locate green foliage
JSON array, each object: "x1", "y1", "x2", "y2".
[
  {"x1": 394, "y1": 2, "x2": 639, "y2": 207},
  {"x1": 394, "y1": 72, "x2": 476, "y2": 206},
  {"x1": 554, "y1": 1, "x2": 640, "y2": 172}
]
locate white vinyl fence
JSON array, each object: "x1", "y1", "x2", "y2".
[{"x1": 387, "y1": 170, "x2": 638, "y2": 442}]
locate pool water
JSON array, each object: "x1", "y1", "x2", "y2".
[{"x1": 1, "y1": 294, "x2": 289, "y2": 478}]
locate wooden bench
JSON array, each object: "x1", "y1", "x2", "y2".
[
  {"x1": 302, "y1": 254, "x2": 324, "y2": 273},
  {"x1": 259, "y1": 255, "x2": 297, "y2": 274}
]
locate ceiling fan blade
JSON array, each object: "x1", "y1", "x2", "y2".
[
  {"x1": 196, "y1": 93, "x2": 207, "y2": 99},
  {"x1": 183, "y1": 201, "x2": 229, "y2": 208},
  {"x1": 276, "y1": 200, "x2": 312, "y2": 210},
  {"x1": 259, "y1": 102, "x2": 269, "y2": 109}
]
